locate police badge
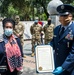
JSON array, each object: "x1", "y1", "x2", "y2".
[{"x1": 61, "y1": 5, "x2": 64, "y2": 9}]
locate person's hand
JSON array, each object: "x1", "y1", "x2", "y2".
[
  {"x1": 41, "y1": 33, "x2": 44, "y2": 36},
  {"x1": 16, "y1": 34, "x2": 20, "y2": 37},
  {"x1": 17, "y1": 68, "x2": 23, "y2": 75},
  {"x1": 52, "y1": 66, "x2": 64, "y2": 75}
]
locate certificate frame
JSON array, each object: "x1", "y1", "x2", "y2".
[{"x1": 35, "y1": 45, "x2": 55, "y2": 73}]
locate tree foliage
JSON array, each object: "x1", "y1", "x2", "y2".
[
  {"x1": 8, "y1": 3, "x2": 18, "y2": 17},
  {"x1": 0, "y1": 0, "x2": 74, "y2": 20}
]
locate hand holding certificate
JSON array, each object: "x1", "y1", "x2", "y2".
[{"x1": 35, "y1": 45, "x2": 55, "y2": 73}]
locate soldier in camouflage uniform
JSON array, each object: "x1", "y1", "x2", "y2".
[
  {"x1": 43, "y1": 18, "x2": 54, "y2": 44},
  {"x1": 13, "y1": 15, "x2": 25, "y2": 48},
  {"x1": 30, "y1": 19, "x2": 43, "y2": 57}
]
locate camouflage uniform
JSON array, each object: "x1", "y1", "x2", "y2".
[
  {"x1": 30, "y1": 23, "x2": 43, "y2": 56},
  {"x1": 43, "y1": 24, "x2": 54, "y2": 44},
  {"x1": 13, "y1": 16, "x2": 25, "y2": 47}
]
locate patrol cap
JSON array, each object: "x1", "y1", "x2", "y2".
[
  {"x1": 35, "y1": 17, "x2": 39, "y2": 20},
  {"x1": 48, "y1": 18, "x2": 51, "y2": 21},
  {"x1": 57, "y1": 4, "x2": 74, "y2": 16},
  {"x1": 15, "y1": 15, "x2": 20, "y2": 19}
]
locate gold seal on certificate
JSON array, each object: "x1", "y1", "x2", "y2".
[
  {"x1": 35, "y1": 45, "x2": 55, "y2": 73},
  {"x1": 39, "y1": 66, "x2": 43, "y2": 71},
  {"x1": 24, "y1": 55, "x2": 26, "y2": 58}
]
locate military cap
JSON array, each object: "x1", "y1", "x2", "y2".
[
  {"x1": 35, "y1": 17, "x2": 39, "y2": 20},
  {"x1": 2, "y1": 18, "x2": 15, "y2": 28},
  {"x1": 57, "y1": 4, "x2": 74, "y2": 15},
  {"x1": 15, "y1": 15, "x2": 20, "y2": 19}
]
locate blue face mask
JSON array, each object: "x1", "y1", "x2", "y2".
[
  {"x1": 34, "y1": 20, "x2": 38, "y2": 23},
  {"x1": 4, "y1": 28, "x2": 13, "y2": 36}
]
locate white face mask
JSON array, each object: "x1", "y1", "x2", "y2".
[{"x1": 4, "y1": 28, "x2": 13, "y2": 36}]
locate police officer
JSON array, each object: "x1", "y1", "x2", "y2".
[
  {"x1": 43, "y1": 18, "x2": 54, "y2": 44},
  {"x1": 30, "y1": 18, "x2": 43, "y2": 57},
  {"x1": 49, "y1": 4, "x2": 74, "y2": 75},
  {"x1": 13, "y1": 15, "x2": 25, "y2": 48}
]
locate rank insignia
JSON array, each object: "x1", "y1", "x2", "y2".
[{"x1": 65, "y1": 30, "x2": 73, "y2": 40}]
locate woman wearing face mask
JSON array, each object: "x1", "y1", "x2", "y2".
[{"x1": 0, "y1": 18, "x2": 23, "y2": 75}]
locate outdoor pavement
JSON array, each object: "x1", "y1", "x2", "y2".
[
  {"x1": 22, "y1": 40, "x2": 54, "y2": 75},
  {"x1": 0, "y1": 22, "x2": 54, "y2": 75}
]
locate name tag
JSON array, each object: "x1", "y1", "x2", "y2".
[{"x1": 53, "y1": 35, "x2": 57, "y2": 37}]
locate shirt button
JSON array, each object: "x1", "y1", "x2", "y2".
[
  {"x1": 58, "y1": 43, "x2": 59, "y2": 45},
  {"x1": 57, "y1": 53, "x2": 58, "y2": 55},
  {"x1": 57, "y1": 48, "x2": 59, "y2": 50},
  {"x1": 5, "y1": 60, "x2": 6, "y2": 62}
]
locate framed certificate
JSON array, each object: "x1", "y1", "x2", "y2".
[{"x1": 35, "y1": 45, "x2": 55, "y2": 73}]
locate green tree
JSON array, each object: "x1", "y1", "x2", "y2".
[
  {"x1": 35, "y1": 0, "x2": 50, "y2": 18},
  {"x1": 0, "y1": 0, "x2": 74, "y2": 20},
  {"x1": 61, "y1": 0, "x2": 73, "y2": 4},
  {"x1": 8, "y1": 3, "x2": 18, "y2": 18}
]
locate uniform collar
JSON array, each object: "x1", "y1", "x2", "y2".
[{"x1": 61, "y1": 21, "x2": 72, "y2": 30}]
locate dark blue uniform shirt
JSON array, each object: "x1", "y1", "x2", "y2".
[{"x1": 50, "y1": 21, "x2": 74, "y2": 75}]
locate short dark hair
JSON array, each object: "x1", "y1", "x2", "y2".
[{"x1": 2, "y1": 18, "x2": 15, "y2": 28}]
